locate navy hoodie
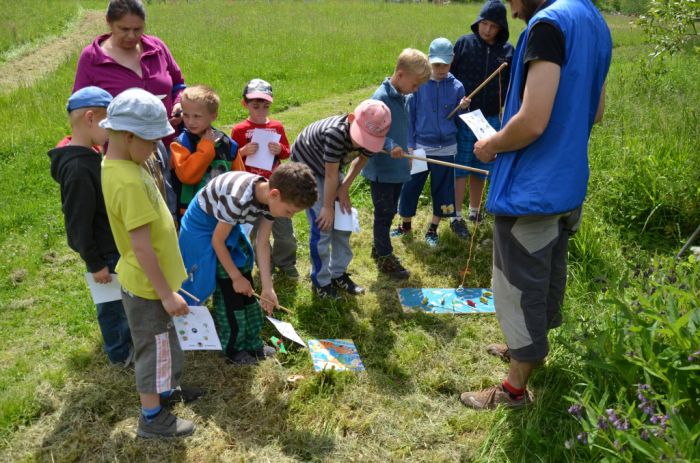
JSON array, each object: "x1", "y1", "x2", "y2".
[{"x1": 451, "y1": 0, "x2": 514, "y2": 117}]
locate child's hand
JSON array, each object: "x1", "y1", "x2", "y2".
[
  {"x1": 337, "y1": 185, "x2": 352, "y2": 214},
  {"x1": 232, "y1": 275, "x2": 254, "y2": 296},
  {"x1": 316, "y1": 206, "x2": 334, "y2": 231},
  {"x1": 259, "y1": 288, "x2": 278, "y2": 315},
  {"x1": 390, "y1": 146, "x2": 405, "y2": 159},
  {"x1": 92, "y1": 266, "x2": 112, "y2": 284},
  {"x1": 202, "y1": 128, "x2": 217, "y2": 142},
  {"x1": 163, "y1": 292, "x2": 189, "y2": 317},
  {"x1": 459, "y1": 97, "x2": 472, "y2": 109},
  {"x1": 241, "y1": 143, "x2": 259, "y2": 157},
  {"x1": 268, "y1": 142, "x2": 281, "y2": 156}
]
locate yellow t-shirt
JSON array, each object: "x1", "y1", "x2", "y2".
[{"x1": 102, "y1": 159, "x2": 186, "y2": 299}]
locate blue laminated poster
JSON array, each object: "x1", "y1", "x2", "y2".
[
  {"x1": 308, "y1": 339, "x2": 365, "y2": 372},
  {"x1": 396, "y1": 288, "x2": 496, "y2": 314}
]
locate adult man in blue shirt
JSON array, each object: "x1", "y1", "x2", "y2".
[{"x1": 460, "y1": 0, "x2": 611, "y2": 410}]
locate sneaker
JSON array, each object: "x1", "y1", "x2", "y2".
[
  {"x1": 137, "y1": 408, "x2": 195, "y2": 438},
  {"x1": 468, "y1": 210, "x2": 485, "y2": 223},
  {"x1": 250, "y1": 345, "x2": 277, "y2": 360},
  {"x1": 332, "y1": 272, "x2": 365, "y2": 295},
  {"x1": 376, "y1": 254, "x2": 410, "y2": 280},
  {"x1": 486, "y1": 343, "x2": 511, "y2": 362},
  {"x1": 161, "y1": 386, "x2": 207, "y2": 407},
  {"x1": 277, "y1": 266, "x2": 300, "y2": 279},
  {"x1": 424, "y1": 230, "x2": 439, "y2": 248},
  {"x1": 227, "y1": 350, "x2": 258, "y2": 366},
  {"x1": 459, "y1": 385, "x2": 531, "y2": 410},
  {"x1": 390, "y1": 223, "x2": 411, "y2": 238},
  {"x1": 450, "y1": 218, "x2": 471, "y2": 239},
  {"x1": 313, "y1": 283, "x2": 341, "y2": 300}
]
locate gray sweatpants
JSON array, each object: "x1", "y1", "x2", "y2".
[
  {"x1": 251, "y1": 216, "x2": 297, "y2": 271},
  {"x1": 306, "y1": 174, "x2": 352, "y2": 288},
  {"x1": 492, "y1": 207, "x2": 582, "y2": 363}
]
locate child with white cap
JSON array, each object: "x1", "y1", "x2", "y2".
[
  {"x1": 100, "y1": 88, "x2": 204, "y2": 439},
  {"x1": 396, "y1": 38, "x2": 471, "y2": 247}
]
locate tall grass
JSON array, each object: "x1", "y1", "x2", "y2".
[{"x1": 0, "y1": 1, "x2": 698, "y2": 461}]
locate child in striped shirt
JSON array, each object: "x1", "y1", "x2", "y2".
[{"x1": 178, "y1": 164, "x2": 317, "y2": 365}]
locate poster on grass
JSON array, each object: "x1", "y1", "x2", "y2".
[{"x1": 308, "y1": 339, "x2": 365, "y2": 372}]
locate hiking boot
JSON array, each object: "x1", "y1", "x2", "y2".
[
  {"x1": 250, "y1": 344, "x2": 277, "y2": 360},
  {"x1": 277, "y1": 266, "x2": 300, "y2": 280},
  {"x1": 377, "y1": 254, "x2": 410, "y2": 280},
  {"x1": 424, "y1": 230, "x2": 439, "y2": 248},
  {"x1": 314, "y1": 283, "x2": 341, "y2": 300},
  {"x1": 390, "y1": 223, "x2": 411, "y2": 238},
  {"x1": 227, "y1": 350, "x2": 258, "y2": 366},
  {"x1": 468, "y1": 210, "x2": 485, "y2": 223},
  {"x1": 161, "y1": 386, "x2": 207, "y2": 407},
  {"x1": 137, "y1": 408, "x2": 195, "y2": 438},
  {"x1": 332, "y1": 272, "x2": 365, "y2": 295},
  {"x1": 459, "y1": 385, "x2": 531, "y2": 410},
  {"x1": 486, "y1": 343, "x2": 511, "y2": 362},
  {"x1": 450, "y1": 218, "x2": 471, "y2": 239}
]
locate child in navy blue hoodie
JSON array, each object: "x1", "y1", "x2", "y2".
[{"x1": 395, "y1": 38, "x2": 470, "y2": 247}]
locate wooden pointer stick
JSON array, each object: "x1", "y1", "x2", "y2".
[
  {"x1": 253, "y1": 291, "x2": 293, "y2": 315},
  {"x1": 447, "y1": 61, "x2": 509, "y2": 119}
]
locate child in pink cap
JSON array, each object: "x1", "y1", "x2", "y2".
[{"x1": 290, "y1": 100, "x2": 391, "y2": 299}]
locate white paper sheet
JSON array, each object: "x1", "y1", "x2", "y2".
[
  {"x1": 173, "y1": 306, "x2": 222, "y2": 351},
  {"x1": 84, "y1": 273, "x2": 122, "y2": 304},
  {"x1": 459, "y1": 109, "x2": 497, "y2": 141},
  {"x1": 266, "y1": 316, "x2": 307, "y2": 347},
  {"x1": 410, "y1": 148, "x2": 428, "y2": 175},
  {"x1": 334, "y1": 201, "x2": 360, "y2": 232},
  {"x1": 244, "y1": 129, "x2": 281, "y2": 171}
]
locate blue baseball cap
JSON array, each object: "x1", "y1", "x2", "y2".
[
  {"x1": 429, "y1": 37, "x2": 454, "y2": 65},
  {"x1": 66, "y1": 86, "x2": 113, "y2": 112}
]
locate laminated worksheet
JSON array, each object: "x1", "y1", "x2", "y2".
[
  {"x1": 266, "y1": 316, "x2": 306, "y2": 347},
  {"x1": 459, "y1": 109, "x2": 497, "y2": 141},
  {"x1": 410, "y1": 148, "x2": 428, "y2": 175},
  {"x1": 173, "y1": 306, "x2": 222, "y2": 351},
  {"x1": 334, "y1": 201, "x2": 360, "y2": 232},
  {"x1": 84, "y1": 273, "x2": 122, "y2": 304}
]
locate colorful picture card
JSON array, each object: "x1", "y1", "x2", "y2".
[
  {"x1": 173, "y1": 306, "x2": 222, "y2": 351},
  {"x1": 396, "y1": 287, "x2": 495, "y2": 314},
  {"x1": 308, "y1": 339, "x2": 365, "y2": 372}
]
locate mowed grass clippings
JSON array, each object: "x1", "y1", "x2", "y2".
[{"x1": 0, "y1": 1, "x2": 698, "y2": 462}]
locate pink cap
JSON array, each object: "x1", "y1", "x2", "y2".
[{"x1": 349, "y1": 100, "x2": 391, "y2": 153}]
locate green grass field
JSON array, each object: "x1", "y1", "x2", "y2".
[{"x1": 0, "y1": 1, "x2": 698, "y2": 462}]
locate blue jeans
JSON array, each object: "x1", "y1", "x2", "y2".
[
  {"x1": 398, "y1": 145, "x2": 456, "y2": 218},
  {"x1": 95, "y1": 253, "x2": 132, "y2": 363},
  {"x1": 370, "y1": 181, "x2": 403, "y2": 257}
]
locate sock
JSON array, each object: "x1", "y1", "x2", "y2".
[
  {"x1": 401, "y1": 220, "x2": 412, "y2": 231},
  {"x1": 469, "y1": 207, "x2": 480, "y2": 215},
  {"x1": 452, "y1": 211, "x2": 462, "y2": 221},
  {"x1": 502, "y1": 379, "x2": 525, "y2": 400},
  {"x1": 428, "y1": 223, "x2": 438, "y2": 233},
  {"x1": 160, "y1": 389, "x2": 174, "y2": 399},
  {"x1": 142, "y1": 405, "x2": 162, "y2": 422}
]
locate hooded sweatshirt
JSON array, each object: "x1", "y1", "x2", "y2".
[
  {"x1": 48, "y1": 144, "x2": 117, "y2": 272},
  {"x1": 408, "y1": 72, "x2": 465, "y2": 149},
  {"x1": 451, "y1": 0, "x2": 514, "y2": 117}
]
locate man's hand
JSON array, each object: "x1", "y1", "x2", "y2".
[
  {"x1": 232, "y1": 275, "x2": 254, "y2": 296},
  {"x1": 92, "y1": 266, "x2": 112, "y2": 284},
  {"x1": 474, "y1": 137, "x2": 498, "y2": 163},
  {"x1": 163, "y1": 292, "x2": 189, "y2": 317},
  {"x1": 316, "y1": 206, "x2": 334, "y2": 231}
]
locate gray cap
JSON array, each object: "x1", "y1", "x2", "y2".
[{"x1": 99, "y1": 88, "x2": 174, "y2": 140}]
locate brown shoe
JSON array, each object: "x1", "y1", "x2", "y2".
[
  {"x1": 486, "y1": 343, "x2": 510, "y2": 362},
  {"x1": 459, "y1": 385, "x2": 531, "y2": 410},
  {"x1": 376, "y1": 254, "x2": 410, "y2": 280}
]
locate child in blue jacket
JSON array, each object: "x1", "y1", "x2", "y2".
[{"x1": 395, "y1": 38, "x2": 470, "y2": 247}]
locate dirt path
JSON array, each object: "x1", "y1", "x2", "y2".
[{"x1": 0, "y1": 10, "x2": 104, "y2": 94}]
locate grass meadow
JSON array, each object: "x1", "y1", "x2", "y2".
[{"x1": 1, "y1": 1, "x2": 698, "y2": 462}]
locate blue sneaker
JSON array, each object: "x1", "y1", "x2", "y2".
[
  {"x1": 390, "y1": 223, "x2": 411, "y2": 238},
  {"x1": 424, "y1": 230, "x2": 439, "y2": 248}
]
